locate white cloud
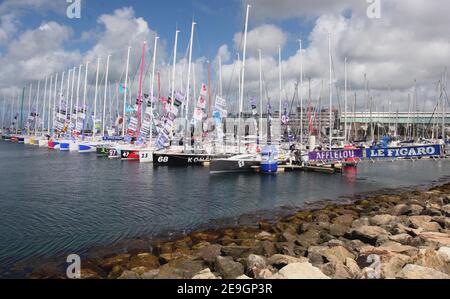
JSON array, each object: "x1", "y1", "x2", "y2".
[{"x1": 233, "y1": 24, "x2": 287, "y2": 57}]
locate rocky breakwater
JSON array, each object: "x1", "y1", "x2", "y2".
[{"x1": 31, "y1": 183, "x2": 450, "y2": 279}]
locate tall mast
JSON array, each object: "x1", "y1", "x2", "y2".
[
  {"x1": 40, "y1": 77, "x2": 48, "y2": 136},
  {"x1": 219, "y1": 57, "x2": 223, "y2": 97},
  {"x1": 44, "y1": 76, "x2": 52, "y2": 135},
  {"x1": 278, "y1": 45, "x2": 282, "y2": 145},
  {"x1": 102, "y1": 54, "x2": 111, "y2": 136},
  {"x1": 136, "y1": 41, "x2": 147, "y2": 140},
  {"x1": 93, "y1": 57, "x2": 101, "y2": 138},
  {"x1": 258, "y1": 49, "x2": 263, "y2": 145},
  {"x1": 328, "y1": 33, "x2": 333, "y2": 148},
  {"x1": 82, "y1": 62, "x2": 89, "y2": 138},
  {"x1": 122, "y1": 47, "x2": 131, "y2": 137},
  {"x1": 70, "y1": 67, "x2": 76, "y2": 123},
  {"x1": 1, "y1": 95, "x2": 5, "y2": 132},
  {"x1": 52, "y1": 74, "x2": 58, "y2": 134},
  {"x1": 66, "y1": 69, "x2": 71, "y2": 121},
  {"x1": 150, "y1": 36, "x2": 159, "y2": 146},
  {"x1": 34, "y1": 80, "x2": 41, "y2": 136},
  {"x1": 299, "y1": 39, "x2": 304, "y2": 146},
  {"x1": 208, "y1": 61, "x2": 212, "y2": 118},
  {"x1": 442, "y1": 69, "x2": 447, "y2": 138},
  {"x1": 75, "y1": 64, "x2": 82, "y2": 134},
  {"x1": 170, "y1": 29, "x2": 180, "y2": 115},
  {"x1": 184, "y1": 21, "x2": 196, "y2": 152},
  {"x1": 27, "y1": 84, "x2": 32, "y2": 135},
  {"x1": 238, "y1": 4, "x2": 251, "y2": 153},
  {"x1": 344, "y1": 57, "x2": 348, "y2": 144}
]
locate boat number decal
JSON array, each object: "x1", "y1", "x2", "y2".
[
  {"x1": 141, "y1": 153, "x2": 149, "y2": 159},
  {"x1": 158, "y1": 156, "x2": 169, "y2": 163},
  {"x1": 238, "y1": 160, "x2": 245, "y2": 168},
  {"x1": 122, "y1": 151, "x2": 130, "y2": 158}
]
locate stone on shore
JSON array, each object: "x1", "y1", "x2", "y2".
[
  {"x1": 437, "y1": 247, "x2": 450, "y2": 263},
  {"x1": 192, "y1": 268, "x2": 219, "y2": 279},
  {"x1": 345, "y1": 226, "x2": 390, "y2": 245},
  {"x1": 271, "y1": 262, "x2": 330, "y2": 279},
  {"x1": 157, "y1": 259, "x2": 205, "y2": 279},
  {"x1": 267, "y1": 254, "x2": 309, "y2": 269},
  {"x1": 215, "y1": 256, "x2": 244, "y2": 279},
  {"x1": 396, "y1": 264, "x2": 450, "y2": 279}
]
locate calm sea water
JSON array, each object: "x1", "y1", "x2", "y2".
[{"x1": 0, "y1": 141, "x2": 449, "y2": 276}]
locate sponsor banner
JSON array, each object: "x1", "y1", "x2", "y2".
[
  {"x1": 308, "y1": 149, "x2": 363, "y2": 161},
  {"x1": 366, "y1": 145, "x2": 441, "y2": 159}
]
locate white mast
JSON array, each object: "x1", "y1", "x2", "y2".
[
  {"x1": 41, "y1": 77, "x2": 48, "y2": 136},
  {"x1": 82, "y1": 62, "x2": 89, "y2": 136},
  {"x1": 93, "y1": 57, "x2": 101, "y2": 138},
  {"x1": 150, "y1": 36, "x2": 159, "y2": 146},
  {"x1": 45, "y1": 76, "x2": 52, "y2": 135},
  {"x1": 1, "y1": 95, "x2": 5, "y2": 132},
  {"x1": 278, "y1": 45, "x2": 282, "y2": 145},
  {"x1": 59, "y1": 71, "x2": 65, "y2": 119},
  {"x1": 34, "y1": 80, "x2": 41, "y2": 136},
  {"x1": 344, "y1": 56, "x2": 348, "y2": 144},
  {"x1": 219, "y1": 56, "x2": 223, "y2": 97},
  {"x1": 122, "y1": 47, "x2": 131, "y2": 137},
  {"x1": 70, "y1": 66, "x2": 76, "y2": 123},
  {"x1": 52, "y1": 74, "x2": 58, "y2": 134},
  {"x1": 238, "y1": 4, "x2": 251, "y2": 153},
  {"x1": 66, "y1": 69, "x2": 71, "y2": 121},
  {"x1": 75, "y1": 64, "x2": 82, "y2": 133},
  {"x1": 184, "y1": 20, "x2": 196, "y2": 152},
  {"x1": 443, "y1": 69, "x2": 447, "y2": 138},
  {"x1": 102, "y1": 54, "x2": 111, "y2": 136},
  {"x1": 258, "y1": 49, "x2": 263, "y2": 145},
  {"x1": 299, "y1": 39, "x2": 304, "y2": 146},
  {"x1": 170, "y1": 29, "x2": 180, "y2": 114},
  {"x1": 27, "y1": 84, "x2": 32, "y2": 135},
  {"x1": 328, "y1": 33, "x2": 333, "y2": 149}
]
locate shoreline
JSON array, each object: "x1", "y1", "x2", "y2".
[{"x1": 27, "y1": 179, "x2": 450, "y2": 279}]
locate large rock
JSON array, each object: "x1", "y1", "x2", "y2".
[
  {"x1": 267, "y1": 254, "x2": 309, "y2": 269},
  {"x1": 389, "y1": 233, "x2": 413, "y2": 245},
  {"x1": 396, "y1": 264, "x2": 450, "y2": 279},
  {"x1": 255, "y1": 231, "x2": 275, "y2": 241},
  {"x1": 99, "y1": 254, "x2": 131, "y2": 271},
  {"x1": 391, "y1": 204, "x2": 423, "y2": 216},
  {"x1": 409, "y1": 216, "x2": 441, "y2": 232},
  {"x1": 221, "y1": 246, "x2": 253, "y2": 259},
  {"x1": 195, "y1": 244, "x2": 222, "y2": 263},
  {"x1": 378, "y1": 241, "x2": 419, "y2": 257},
  {"x1": 321, "y1": 246, "x2": 356, "y2": 264},
  {"x1": 413, "y1": 249, "x2": 450, "y2": 275},
  {"x1": 320, "y1": 261, "x2": 353, "y2": 279},
  {"x1": 271, "y1": 262, "x2": 330, "y2": 279},
  {"x1": 192, "y1": 268, "x2": 219, "y2": 279},
  {"x1": 157, "y1": 259, "x2": 205, "y2": 279},
  {"x1": 295, "y1": 229, "x2": 321, "y2": 248},
  {"x1": 345, "y1": 226, "x2": 390, "y2": 245},
  {"x1": 345, "y1": 257, "x2": 361, "y2": 278},
  {"x1": 441, "y1": 204, "x2": 450, "y2": 216},
  {"x1": 329, "y1": 224, "x2": 349, "y2": 237},
  {"x1": 418, "y1": 232, "x2": 450, "y2": 247},
  {"x1": 215, "y1": 256, "x2": 244, "y2": 279},
  {"x1": 370, "y1": 214, "x2": 399, "y2": 226},
  {"x1": 437, "y1": 247, "x2": 450, "y2": 263},
  {"x1": 351, "y1": 217, "x2": 370, "y2": 228},
  {"x1": 332, "y1": 214, "x2": 356, "y2": 226},
  {"x1": 127, "y1": 253, "x2": 160, "y2": 271},
  {"x1": 246, "y1": 254, "x2": 267, "y2": 271}
]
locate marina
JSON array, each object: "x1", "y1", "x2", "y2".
[{"x1": 0, "y1": 0, "x2": 449, "y2": 283}]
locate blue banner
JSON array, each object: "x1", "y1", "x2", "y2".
[
  {"x1": 366, "y1": 145, "x2": 441, "y2": 159},
  {"x1": 102, "y1": 136, "x2": 125, "y2": 141}
]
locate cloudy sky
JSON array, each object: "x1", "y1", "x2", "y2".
[{"x1": 0, "y1": 0, "x2": 449, "y2": 116}]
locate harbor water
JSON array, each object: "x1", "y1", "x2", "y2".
[{"x1": 0, "y1": 141, "x2": 449, "y2": 276}]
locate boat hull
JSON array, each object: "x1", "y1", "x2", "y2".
[
  {"x1": 139, "y1": 150, "x2": 153, "y2": 163},
  {"x1": 121, "y1": 149, "x2": 140, "y2": 161},
  {"x1": 59, "y1": 141, "x2": 70, "y2": 151},
  {"x1": 78, "y1": 143, "x2": 97, "y2": 153},
  {"x1": 210, "y1": 159, "x2": 260, "y2": 174},
  {"x1": 153, "y1": 153, "x2": 217, "y2": 166},
  {"x1": 48, "y1": 140, "x2": 60, "y2": 149},
  {"x1": 96, "y1": 146, "x2": 111, "y2": 157}
]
